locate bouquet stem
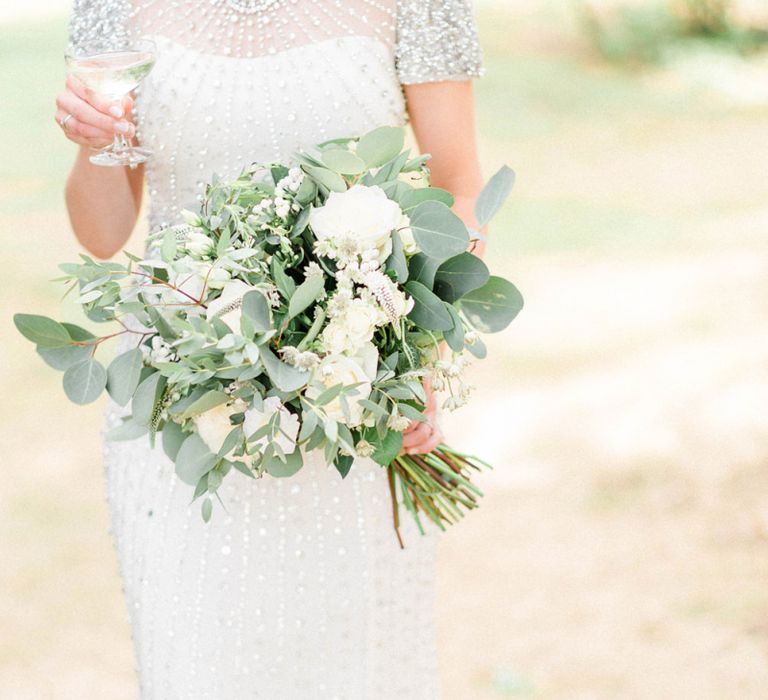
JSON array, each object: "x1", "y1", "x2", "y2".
[{"x1": 387, "y1": 444, "x2": 490, "y2": 547}]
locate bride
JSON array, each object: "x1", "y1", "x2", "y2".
[{"x1": 55, "y1": 1, "x2": 485, "y2": 697}]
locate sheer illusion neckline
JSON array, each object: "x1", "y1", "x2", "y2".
[{"x1": 147, "y1": 31, "x2": 393, "y2": 65}]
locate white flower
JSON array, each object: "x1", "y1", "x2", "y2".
[
  {"x1": 145, "y1": 335, "x2": 176, "y2": 364},
  {"x1": 355, "y1": 439, "x2": 375, "y2": 458},
  {"x1": 398, "y1": 214, "x2": 419, "y2": 254},
  {"x1": 321, "y1": 297, "x2": 383, "y2": 354},
  {"x1": 387, "y1": 413, "x2": 411, "y2": 432},
  {"x1": 206, "y1": 279, "x2": 263, "y2": 333},
  {"x1": 360, "y1": 270, "x2": 414, "y2": 325},
  {"x1": 243, "y1": 396, "x2": 300, "y2": 455},
  {"x1": 309, "y1": 185, "x2": 401, "y2": 264},
  {"x1": 306, "y1": 352, "x2": 374, "y2": 426},
  {"x1": 194, "y1": 400, "x2": 245, "y2": 455},
  {"x1": 185, "y1": 231, "x2": 214, "y2": 258}
]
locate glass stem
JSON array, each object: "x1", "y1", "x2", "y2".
[{"x1": 112, "y1": 134, "x2": 129, "y2": 155}]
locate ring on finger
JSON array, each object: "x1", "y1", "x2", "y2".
[{"x1": 59, "y1": 113, "x2": 74, "y2": 131}]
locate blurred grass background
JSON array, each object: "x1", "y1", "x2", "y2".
[{"x1": 2, "y1": 1, "x2": 768, "y2": 698}]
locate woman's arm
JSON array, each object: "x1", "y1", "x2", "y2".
[
  {"x1": 404, "y1": 80, "x2": 486, "y2": 256},
  {"x1": 57, "y1": 76, "x2": 143, "y2": 259},
  {"x1": 401, "y1": 79, "x2": 484, "y2": 455}
]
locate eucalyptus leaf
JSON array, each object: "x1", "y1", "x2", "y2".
[
  {"x1": 105, "y1": 418, "x2": 148, "y2": 441},
  {"x1": 334, "y1": 453, "x2": 354, "y2": 478},
  {"x1": 62, "y1": 358, "x2": 107, "y2": 405},
  {"x1": 302, "y1": 165, "x2": 347, "y2": 193},
  {"x1": 400, "y1": 187, "x2": 454, "y2": 212},
  {"x1": 404, "y1": 281, "x2": 453, "y2": 331},
  {"x1": 385, "y1": 230, "x2": 408, "y2": 282},
  {"x1": 475, "y1": 165, "x2": 516, "y2": 228},
  {"x1": 433, "y1": 252, "x2": 490, "y2": 303},
  {"x1": 175, "y1": 433, "x2": 216, "y2": 486},
  {"x1": 201, "y1": 497, "x2": 213, "y2": 522},
  {"x1": 443, "y1": 303, "x2": 465, "y2": 352},
  {"x1": 459, "y1": 276, "x2": 524, "y2": 333},
  {"x1": 288, "y1": 275, "x2": 324, "y2": 320},
  {"x1": 14, "y1": 314, "x2": 72, "y2": 348},
  {"x1": 266, "y1": 448, "x2": 303, "y2": 477},
  {"x1": 408, "y1": 253, "x2": 440, "y2": 290},
  {"x1": 37, "y1": 342, "x2": 90, "y2": 371},
  {"x1": 356, "y1": 126, "x2": 405, "y2": 168},
  {"x1": 371, "y1": 429, "x2": 403, "y2": 467},
  {"x1": 259, "y1": 346, "x2": 309, "y2": 392},
  {"x1": 162, "y1": 419, "x2": 187, "y2": 461},
  {"x1": 241, "y1": 290, "x2": 272, "y2": 332},
  {"x1": 408, "y1": 201, "x2": 469, "y2": 260},
  {"x1": 321, "y1": 149, "x2": 366, "y2": 175},
  {"x1": 132, "y1": 371, "x2": 165, "y2": 426},
  {"x1": 106, "y1": 348, "x2": 144, "y2": 406},
  {"x1": 176, "y1": 390, "x2": 230, "y2": 420},
  {"x1": 466, "y1": 336, "x2": 488, "y2": 359}
]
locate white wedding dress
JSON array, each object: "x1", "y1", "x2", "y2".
[{"x1": 69, "y1": 1, "x2": 482, "y2": 697}]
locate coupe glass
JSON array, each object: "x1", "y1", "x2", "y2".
[{"x1": 65, "y1": 38, "x2": 156, "y2": 167}]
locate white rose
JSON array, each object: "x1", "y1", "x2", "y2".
[
  {"x1": 194, "y1": 400, "x2": 245, "y2": 455},
  {"x1": 309, "y1": 185, "x2": 401, "y2": 263},
  {"x1": 351, "y1": 342, "x2": 379, "y2": 381},
  {"x1": 321, "y1": 298, "x2": 382, "y2": 354},
  {"x1": 398, "y1": 214, "x2": 419, "y2": 255},
  {"x1": 243, "y1": 396, "x2": 300, "y2": 455},
  {"x1": 321, "y1": 320, "x2": 351, "y2": 355},
  {"x1": 185, "y1": 231, "x2": 214, "y2": 258},
  {"x1": 343, "y1": 297, "x2": 381, "y2": 343},
  {"x1": 206, "y1": 279, "x2": 263, "y2": 333},
  {"x1": 306, "y1": 354, "x2": 373, "y2": 426}
]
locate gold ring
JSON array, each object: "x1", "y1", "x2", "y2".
[{"x1": 60, "y1": 113, "x2": 74, "y2": 130}]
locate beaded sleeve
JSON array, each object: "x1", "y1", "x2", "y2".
[
  {"x1": 68, "y1": 0, "x2": 131, "y2": 51},
  {"x1": 395, "y1": 0, "x2": 484, "y2": 85}
]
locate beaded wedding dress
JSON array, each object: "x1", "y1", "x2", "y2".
[{"x1": 69, "y1": 1, "x2": 482, "y2": 697}]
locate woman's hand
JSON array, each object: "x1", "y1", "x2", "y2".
[
  {"x1": 55, "y1": 75, "x2": 135, "y2": 149},
  {"x1": 402, "y1": 379, "x2": 443, "y2": 455}
]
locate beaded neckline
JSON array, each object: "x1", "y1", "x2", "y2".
[{"x1": 226, "y1": 0, "x2": 283, "y2": 14}]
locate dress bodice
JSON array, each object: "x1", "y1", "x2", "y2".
[
  {"x1": 137, "y1": 33, "x2": 406, "y2": 231},
  {"x1": 68, "y1": 0, "x2": 484, "y2": 232}
]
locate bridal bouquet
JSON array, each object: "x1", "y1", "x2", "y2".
[{"x1": 15, "y1": 126, "x2": 522, "y2": 545}]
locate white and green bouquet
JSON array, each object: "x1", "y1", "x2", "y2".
[{"x1": 15, "y1": 127, "x2": 522, "y2": 546}]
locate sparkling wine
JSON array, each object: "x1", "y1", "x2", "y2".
[{"x1": 66, "y1": 51, "x2": 156, "y2": 100}]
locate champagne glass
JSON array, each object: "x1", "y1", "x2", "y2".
[{"x1": 65, "y1": 38, "x2": 156, "y2": 167}]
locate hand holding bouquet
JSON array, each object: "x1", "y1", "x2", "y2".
[{"x1": 15, "y1": 127, "x2": 522, "y2": 545}]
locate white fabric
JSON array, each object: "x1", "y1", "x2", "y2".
[{"x1": 97, "y1": 3, "x2": 447, "y2": 698}]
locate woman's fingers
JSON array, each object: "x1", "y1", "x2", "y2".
[
  {"x1": 54, "y1": 109, "x2": 110, "y2": 148},
  {"x1": 56, "y1": 89, "x2": 133, "y2": 138},
  {"x1": 66, "y1": 75, "x2": 125, "y2": 118}
]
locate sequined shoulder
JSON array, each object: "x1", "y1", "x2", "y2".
[
  {"x1": 395, "y1": 0, "x2": 484, "y2": 85},
  {"x1": 68, "y1": 0, "x2": 131, "y2": 50}
]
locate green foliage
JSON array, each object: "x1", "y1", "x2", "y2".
[
  {"x1": 460, "y1": 277, "x2": 525, "y2": 333},
  {"x1": 14, "y1": 124, "x2": 523, "y2": 534},
  {"x1": 106, "y1": 348, "x2": 144, "y2": 406},
  {"x1": 409, "y1": 201, "x2": 469, "y2": 260},
  {"x1": 433, "y1": 253, "x2": 490, "y2": 304},
  {"x1": 62, "y1": 358, "x2": 107, "y2": 405},
  {"x1": 580, "y1": 0, "x2": 768, "y2": 66}
]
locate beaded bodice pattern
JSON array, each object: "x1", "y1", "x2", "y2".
[{"x1": 70, "y1": 0, "x2": 483, "y2": 232}]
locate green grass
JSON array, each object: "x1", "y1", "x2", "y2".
[{"x1": 0, "y1": 18, "x2": 71, "y2": 214}]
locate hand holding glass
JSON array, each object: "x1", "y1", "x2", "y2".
[{"x1": 65, "y1": 39, "x2": 156, "y2": 167}]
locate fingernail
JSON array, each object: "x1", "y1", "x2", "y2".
[
  {"x1": 115, "y1": 121, "x2": 130, "y2": 133},
  {"x1": 110, "y1": 105, "x2": 124, "y2": 118}
]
